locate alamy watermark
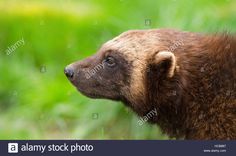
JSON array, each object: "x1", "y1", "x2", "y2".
[
  {"x1": 84, "y1": 61, "x2": 105, "y2": 79},
  {"x1": 145, "y1": 19, "x2": 151, "y2": 26},
  {"x1": 168, "y1": 39, "x2": 184, "y2": 52},
  {"x1": 5, "y1": 37, "x2": 25, "y2": 56},
  {"x1": 137, "y1": 108, "x2": 157, "y2": 126}
]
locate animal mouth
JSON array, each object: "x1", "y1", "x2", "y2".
[{"x1": 75, "y1": 87, "x2": 101, "y2": 99}]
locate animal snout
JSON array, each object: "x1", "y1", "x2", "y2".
[{"x1": 64, "y1": 66, "x2": 74, "y2": 79}]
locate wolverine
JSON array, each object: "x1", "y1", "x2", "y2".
[{"x1": 64, "y1": 29, "x2": 236, "y2": 140}]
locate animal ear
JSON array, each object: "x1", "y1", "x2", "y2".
[{"x1": 152, "y1": 51, "x2": 177, "y2": 78}]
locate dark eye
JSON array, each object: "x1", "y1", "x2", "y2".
[{"x1": 104, "y1": 56, "x2": 116, "y2": 67}]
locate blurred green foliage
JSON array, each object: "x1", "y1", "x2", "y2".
[{"x1": 0, "y1": 0, "x2": 235, "y2": 139}]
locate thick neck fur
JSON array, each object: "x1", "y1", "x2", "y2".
[
  {"x1": 123, "y1": 32, "x2": 236, "y2": 139},
  {"x1": 146, "y1": 63, "x2": 187, "y2": 138}
]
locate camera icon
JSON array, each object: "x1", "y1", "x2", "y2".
[{"x1": 8, "y1": 143, "x2": 18, "y2": 153}]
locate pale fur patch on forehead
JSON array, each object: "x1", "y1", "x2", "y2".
[
  {"x1": 102, "y1": 30, "x2": 162, "y2": 103},
  {"x1": 103, "y1": 30, "x2": 161, "y2": 60}
]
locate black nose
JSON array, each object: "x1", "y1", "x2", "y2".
[{"x1": 64, "y1": 67, "x2": 74, "y2": 79}]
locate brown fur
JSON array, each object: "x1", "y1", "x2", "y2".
[{"x1": 65, "y1": 29, "x2": 236, "y2": 140}]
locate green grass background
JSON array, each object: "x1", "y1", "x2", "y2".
[{"x1": 0, "y1": 0, "x2": 235, "y2": 139}]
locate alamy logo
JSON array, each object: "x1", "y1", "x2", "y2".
[
  {"x1": 5, "y1": 37, "x2": 25, "y2": 56},
  {"x1": 8, "y1": 143, "x2": 18, "y2": 153}
]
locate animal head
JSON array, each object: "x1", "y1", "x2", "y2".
[{"x1": 64, "y1": 29, "x2": 178, "y2": 110}]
